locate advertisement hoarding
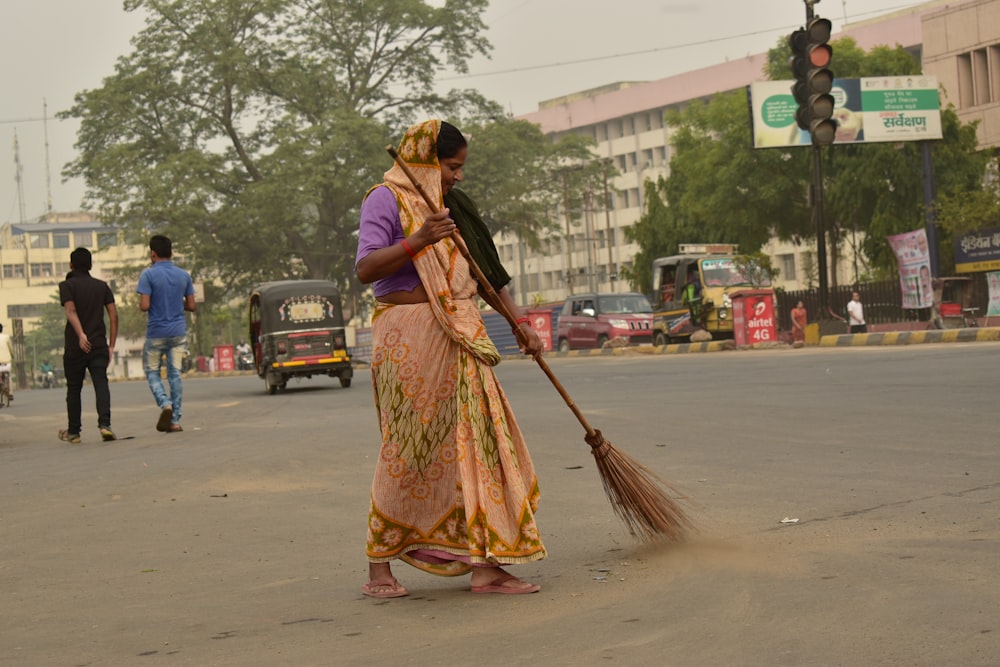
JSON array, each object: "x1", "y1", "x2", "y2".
[
  {"x1": 749, "y1": 76, "x2": 942, "y2": 149},
  {"x1": 954, "y1": 227, "x2": 1000, "y2": 273}
]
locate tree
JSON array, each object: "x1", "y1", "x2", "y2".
[
  {"x1": 62, "y1": 0, "x2": 492, "y2": 305},
  {"x1": 23, "y1": 297, "x2": 66, "y2": 371},
  {"x1": 457, "y1": 113, "x2": 601, "y2": 249},
  {"x1": 766, "y1": 37, "x2": 988, "y2": 279},
  {"x1": 732, "y1": 252, "x2": 780, "y2": 288},
  {"x1": 626, "y1": 38, "x2": 990, "y2": 292}
]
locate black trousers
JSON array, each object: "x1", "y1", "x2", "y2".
[{"x1": 63, "y1": 351, "x2": 111, "y2": 434}]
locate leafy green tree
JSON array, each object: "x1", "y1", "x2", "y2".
[
  {"x1": 733, "y1": 252, "x2": 780, "y2": 287},
  {"x1": 626, "y1": 37, "x2": 990, "y2": 292},
  {"x1": 23, "y1": 297, "x2": 65, "y2": 370},
  {"x1": 767, "y1": 37, "x2": 987, "y2": 280},
  {"x1": 62, "y1": 0, "x2": 492, "y2": 304},
  {"x1": 457, "y1": 113, "x2": 601, "y2": 249}
]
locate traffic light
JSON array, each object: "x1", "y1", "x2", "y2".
[{"x1": 788, "y1": 17, "x2": 835, "y2": 145}]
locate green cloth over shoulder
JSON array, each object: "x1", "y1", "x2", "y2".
[{"x1": 444, "y1": 188, "x2": 511, "y2": 291}]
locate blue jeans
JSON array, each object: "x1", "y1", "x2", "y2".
[{"x1": 144, "y1": 335, "x2": 186, "y2": 423}]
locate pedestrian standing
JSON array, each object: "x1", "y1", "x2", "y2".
[
  {"x1": 0, "y1": 323, "x2": 13, "y2": 404},
  {"x1": 847, "y1": 291, "x2": 867, "y2": 334},
  {"x1": 58, "y1": 248, "x2": 118, "y2": 443},
  {"x1": 791, "y1": 300, "x2": 808, "y2": 344},
  {"x1": 137, "y1": 235, "x2": 196, "y2": 433}
]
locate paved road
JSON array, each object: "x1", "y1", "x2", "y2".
[{"x1": 2, "y1": 344, "x2": 998, "y2": 666}]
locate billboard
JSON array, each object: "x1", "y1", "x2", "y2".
[
  {"x1": 954, "y1": 227, "x2": 1000, "y2": 273},
  {"x1": 749, "y1": 76, "x2": 942, "y2": 149}
]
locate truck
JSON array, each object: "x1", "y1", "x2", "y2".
[{"x1": 649, "y1": 244, "x2": 775, "y2": 345}]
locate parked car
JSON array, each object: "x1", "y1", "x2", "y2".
[{"x1": 556, "y1": 292, "x2": 654, "y2": 351}]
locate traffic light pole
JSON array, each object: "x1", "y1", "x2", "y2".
[
  {"x1": 802, "y1": 0, "x2": 831, "y2": 316},
  {"x1": 812, "y1": 144, "x2": 829, "y2": 316}
]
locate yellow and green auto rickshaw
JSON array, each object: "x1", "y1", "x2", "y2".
[
  {"x1": 249, "y1": 280, "x2": 353, "y2": 395},
  {"x1": 650, "y1": 252, "x2": 774, "y2": 344}
]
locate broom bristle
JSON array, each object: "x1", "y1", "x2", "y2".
[{"x1": 587, "y1": 430, "x2": 694, "y2": 542}]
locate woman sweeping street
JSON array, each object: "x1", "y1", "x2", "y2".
[{"x1": 355, "y1": 119, "x2": 546, "y2": 598}]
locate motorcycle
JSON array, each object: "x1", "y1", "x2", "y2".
[{"x1": 237, "y1": 351, "x2": 254, "y2": 371}]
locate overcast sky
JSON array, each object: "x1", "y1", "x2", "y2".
[{"x1": 1, "y1": 0, "x2": 921, "y2": 220}]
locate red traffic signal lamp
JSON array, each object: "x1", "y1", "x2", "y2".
[{"x1": 788, "y1": 17, "x2": 835, "y2": 145}]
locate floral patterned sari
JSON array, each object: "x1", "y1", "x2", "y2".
[{"x1": 364, "y1": 120, "x2": 545, "y2": 574}]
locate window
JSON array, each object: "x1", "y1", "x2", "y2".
[
  {"x1": 30, "y1": 263, "x2": 54, "y2": 278},
  {"x1": 53, "y1": 232, "x2": 71, "y2": 249},
  {"x1": 97, "y1": 231, "x2": 118, "y2": 247},
  {"x1": 958, "y1": 45, "x2": 999, "y2": 108},
  {"x1": 3, "y1": 264, "x2": 26, "y2": 279},
  {"x1": 780, "y1": 254, "x2": 797, "y2": 281},
  {"x1": 29, "y1": 233, "x2": 49, "y2": 249},
  {"x1": 55, "y1": 262, "x2": 71, "y2": 275},
  {"x1": 75, "y1": 231, "x2": 93, "y2": 247}
]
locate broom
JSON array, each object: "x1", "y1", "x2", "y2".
[{"x1": 386, "y1": 146, "x2": 693, "y2": 542}]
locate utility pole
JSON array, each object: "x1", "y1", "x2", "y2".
[
  {"x1": 562, "y1": 170, "x2": 574, "y2": 295},
  {"x1": 602, "y1": 165, "x2": 618, "y2": 292},
  {"x1": 921, "y1": 141, "x2": 940, "y2": 277},
  {"x1": 43, "y1": 99, "x2": 53, "y2": 214}
]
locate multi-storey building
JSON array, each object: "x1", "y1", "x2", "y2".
[
  {"x1": 504, "y1": 0, "x2": 995, "y2": 305},
  {"x1": 0, "y1": 212, "x2": 148, "y2": 376}
]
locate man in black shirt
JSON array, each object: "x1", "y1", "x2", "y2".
[{"x1": 58, "y1": 248, "x2": 119, "y2": 444}]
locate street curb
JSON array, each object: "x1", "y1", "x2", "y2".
[
  {"x1": 819, "y1": 326, "x2": 1000, "y2": 347},
  {"x1": 497, "y1": 339, "x2": 737, "y2": 361}
]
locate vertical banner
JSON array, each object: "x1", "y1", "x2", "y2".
[
  {"x1": 887, "y1": 229, "x2": 933, "y2": 309},
  {"x1": 987, "y1": 271, "x2": 1000, "y2": 317}
]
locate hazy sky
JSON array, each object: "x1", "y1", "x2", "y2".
[{"x1": 1, "y1": 0, "x2": 921, "y2": 220}]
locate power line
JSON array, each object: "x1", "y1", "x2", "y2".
[{"x1": 439, "y1": 1, "x2": 926, "y2": 82}]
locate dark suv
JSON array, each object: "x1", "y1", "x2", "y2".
[{"x1": 556, "y1": 292, "x2": 654, "y2": 351}]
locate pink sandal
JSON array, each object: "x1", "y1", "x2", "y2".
[
  {"x1": 362, "y1": 577, "x2": 409, "y2": 599},
  {"x1": 471, "y1": 572, "x2": 541, "y2": 595}
]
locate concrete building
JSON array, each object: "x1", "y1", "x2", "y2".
[
  {"x1": 504, "y1": 0, "x2": 992, "y2": 304},
  {"x1": 0, "y1": 212, "x2": 148, "y2": 377},
  {"x1": 922, "y1": 0, "x2": 1000, "y2": 149}
]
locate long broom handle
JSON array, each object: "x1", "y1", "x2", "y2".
[{"x1": 386, "y1": 146, "x2": 597, "y2": 438}]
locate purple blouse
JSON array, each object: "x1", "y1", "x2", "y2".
[{"x1": 356, "y1": 185, "x2": 422, "y2": 297}]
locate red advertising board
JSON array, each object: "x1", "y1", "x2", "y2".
[
  {"x1": 732, "y1": 291, "x2": 776, "y2": 346},
  {"x1": 527, "y1": 309, "x2": 553, "y2": 352},
  {"x1": 214, "y1": 345, "x2": 236, "y2": 372}
]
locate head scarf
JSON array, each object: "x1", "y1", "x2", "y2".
[{"x1": 380, "y1": 120, "x2": 499, "y2": 365}]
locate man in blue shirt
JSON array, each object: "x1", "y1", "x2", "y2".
[{"x1": 137, "y1": 235, "x2": 196, "y2": 432}]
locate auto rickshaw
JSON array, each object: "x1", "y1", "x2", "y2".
[
  {"x1": 249, "y1": 280, "x2": 353, "y2": 394},
  {"x1": 932, "y1": 276, "x2": 979, "y2": 329}
]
